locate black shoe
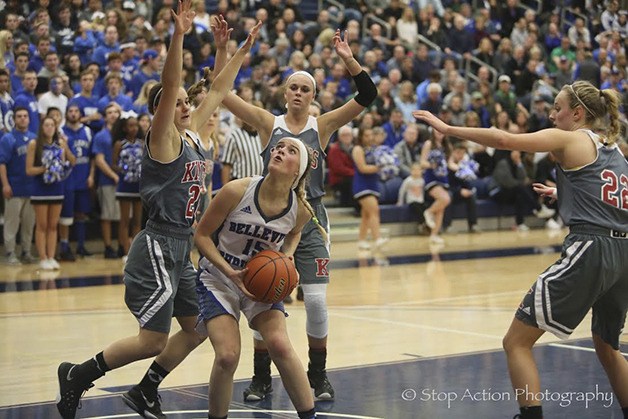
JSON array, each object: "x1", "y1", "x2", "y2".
[
  {"x1": 56, "y1": 362, "x2": 94, "y2": 419},
  {"x1": 307, "y1": 370, "x2": 334, "y2": 400},
  {"x1": 243, "y1": 377, "x2": 272, "y2": 401},
  {"x1": 296, "y1": 286, "x2": 304, "y2": 301},
  {"x1": 76, "y1": 246, "x2": 93, "y2": 257},
  {"x1": 117, "y1": 246, "x2": 125, "y2": 258},
  {"x1": 59, "y1": 248, "x2": 76, "y2": 262},
  {"x1": 104, "y1": 246, "x2": 118, "y2": 259},
  {"x1": 121, "y1": 385, "x2": 166, "y2": 419}
]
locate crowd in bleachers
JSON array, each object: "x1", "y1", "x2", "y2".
[{"x1": 0, "y1": 0, "x2": 627, "y2": 261}]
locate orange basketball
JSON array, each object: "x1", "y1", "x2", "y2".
[{"x1": 243, "y1": 249, "x2": 298, "y2": 304}]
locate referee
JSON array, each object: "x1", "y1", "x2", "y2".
[{"x1": 221, "y1": 116, "x2": 264, "y2": 183}]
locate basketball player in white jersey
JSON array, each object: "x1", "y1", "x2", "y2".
[{"x1": 195, "y1": 137, "x2": 321, "y2": 419}]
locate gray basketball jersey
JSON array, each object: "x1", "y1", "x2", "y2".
[
  {"x1": 262, "y1": 115, "x2": 326, "y2": 200},
  {"x1": 141, "y1": 129, "x2": 207, "y2": 228},
  {"x1": 556, "y1": 129, "x2": 628, "y2": 230},
  {"x1": 199, "y1": 176, "x2": 298, "y2": 277}
]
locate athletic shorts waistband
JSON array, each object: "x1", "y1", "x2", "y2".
[
  {"x1": 569, "y1": 224, "x2": 628, "y2": 239},
  {"x1": 146, "y1": 220, "x2": 193, "y2": 240}
]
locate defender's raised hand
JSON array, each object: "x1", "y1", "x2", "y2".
[
  {"x1": 241, "y1": 20, "x2": 262, "y2": 52},
  {"x1": 333, "y1": 29, "x2": 352, "y2": 61},
  {"x1": 413, "y1": 110, "x2": 451, "y2": 135},
  {"x1": 210, "y1": 14, "x2": 232, "y2": 49},
  {"x1": 171, "y1": 0, "x2": 195, "y2": 35}
]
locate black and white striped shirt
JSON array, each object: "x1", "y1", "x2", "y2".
[{"x1": 221, "y1": 126, "x2": 264, "y2": 180}]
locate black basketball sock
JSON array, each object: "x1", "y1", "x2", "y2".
[
  {"x1": 253, "y1": 349, "x2": 272, "y2": 383},
  {"x1": 519, "y1": 405, "x2": 543, "y2": 419},
  {"x1": 138, "y1": 361, "x2": 170, "y2": 391},
  {"x1": 622, "y1": 406, "x2": 628, "y2": 418},
  {"x1": 298, "y1": 407, "x2": 316, "y2": 418},
  {"x1": 307, "y1": 347, "x2": 327, "y2": 374},
  {"x1": 76, "y1": 351, "x2": 110, "y2": 384},
  {"x1": 208, "y1": 415, "x2": 227, "y2": 419}
]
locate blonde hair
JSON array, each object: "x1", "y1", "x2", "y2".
[
  {"x1": 294, "y1": 149, "x2": 328, "y2": 242},
  {"x1": 0, "y1": 30, "x2": 11, "y2": 69},
  {"x1": 562, "y1": 80, "x2": 622, "y2": 144}
]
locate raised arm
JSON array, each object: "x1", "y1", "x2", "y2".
[
  {"x1": 413, "y1": 110, "x2": 578, "y2": 158},
  {"x1": 191, "y1": 20, "x2": 262, "y2": 130},
  {"x1": 215, "y1": 17, "x2": 274, "y2": 146},
  {"x1": 150, "y1": 0, "x2": 194, "y2": 152},
  {"x1": 317, "y1": 30, "x2": 378, "y2": 148}
]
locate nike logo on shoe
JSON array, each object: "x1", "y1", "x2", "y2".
[
  {"x1": 66, "y1": 365, "x2": 76, "y2": 381},
  {"x1": 141, "y1": 390, "x2": 155, "y2": 408}
]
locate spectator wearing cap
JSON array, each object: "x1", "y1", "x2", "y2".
[
  {"x1": 91, "y1": 25, "x2": 120, "y2": 68},
  {"x1": 97, "y1": 73, "x2": 133, "y2": 114},
  {"x1": 119, "y1": 42, "x2": 139, "y2": 84},
  {"x1": 549, "y1": 36, "x2": 575, "y2": 74},
  {"x1": 468, "y1": 91, "x2": 491, "y2": 128},
  {"x1": 127, "y1": 49, "x2": 160, "y2": 100},
  {"x1": 493, "y1": 75, "x2": 517, "y2": 119},
  {"x1": 553, "y1": 56, "x2": 574, "y2": 89},
  {"x1": 601, "y1": 67, "x2": 626, "y2": 93}
]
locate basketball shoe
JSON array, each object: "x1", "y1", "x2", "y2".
[
  {"x1": 307, "y1": 370, "x2": 335, "y2": 400},
  {"x1": 121, "y1": 385, "x2": 166, "y2": 419},
  {"x1": 56, "y1": 362, "x2": 94, "y2": 419},
  {"x1": 243, "y1": 376, "x2": 273, "y2": 401}
]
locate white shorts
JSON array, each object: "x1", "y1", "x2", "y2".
[{"x1": 195, "y1": 263, "x2": 286, "y2": 335}]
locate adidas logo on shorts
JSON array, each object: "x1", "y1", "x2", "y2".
[{"x1": 240, "y1": 205, "x2": 252, "y2": 214}]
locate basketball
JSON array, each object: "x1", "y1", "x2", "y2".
[{"x1": 243, "y1": 249, "x2": 298, "y2": 304}]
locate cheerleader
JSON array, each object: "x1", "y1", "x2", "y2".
[
  {"x1": 420, "y1": 129, "x2": 451, "y2": 244},
  {"x1": 351, "y1": 127, "x2": 385, "y2": 250},
  {"x1": 26, "y1": 116, "x2": 74, "y2": 270},
  {"x1": 112, "y1": 112, "x2": 144, "y2": 258}
]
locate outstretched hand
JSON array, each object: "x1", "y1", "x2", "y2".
[
  {"x1": 242, "y1": 20, "x2": 262, "y2": 52},
  {"x1": 412, "y1": 110, "x2": 451, "y2": 135},
  {"x1": 210, "y1": 14, "x2": 232, "y2": 49},
  {"x1": 171, "y1": 0, "x2": 196, "y2": 35},
  {"x1": 333, "y1": 29, "x2": 353, "y2": 61},
  {"x1": 532, "y1": 182, "x2": 557, "y2": 203}
]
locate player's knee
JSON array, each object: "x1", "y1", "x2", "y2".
[
  {"x1": 265, "y1": 336, "x2": 292, "y2": 360},
  {"x1": 304, "y1": 291, "x2": 328, "y2": 339},
  {"x1": 140, "y1": 334, "x2": 168, "y2": 357},
  {"x1": 214, "y1": 346, "x2": 240, "y2": 373}
]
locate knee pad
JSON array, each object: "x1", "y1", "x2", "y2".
[{"x1": 302, "y1": 284, "x2": 328, "y2": 339}]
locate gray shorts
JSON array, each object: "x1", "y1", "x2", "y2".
[
  {"x1": 515, "y1": 224, "x2": 628, "y2": 349},
  {"x1": 294, "y1": 199, "x2": 330, "y2": 285},
  {"x1": 97, "y1": 185, "x2": 120, "y2": 221},
  {"x1": 124, "y1": 220, "x2": 198, "y2": 333}
]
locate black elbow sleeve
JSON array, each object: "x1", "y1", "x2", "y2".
[{"x1": 352, "y1": 71, "x2": 377, "y2": 107}]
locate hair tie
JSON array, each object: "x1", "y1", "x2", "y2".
[
  {"x1": 312, "y1": 216, "x2": 319, "y2": 225},
  {"x1": 599, "y1": 89, "x2": 604, "y2": 98}
]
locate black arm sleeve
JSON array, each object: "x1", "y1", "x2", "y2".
[{"x1": 352, "y1": 71, "x2": 377, "y2": 107}]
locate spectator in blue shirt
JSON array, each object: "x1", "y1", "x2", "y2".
[
  {"x1": 0, "y1": 107, "x2": 37, "y2": 264},
  {"x1": 97, "y1": 73, "x2": 133, "y2": 114},
  {"x1": 13, "y1": 70, "x2": 40, "y2": 134}
]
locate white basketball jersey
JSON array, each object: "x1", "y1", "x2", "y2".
[{"x1": 199, "y1": 176, "x2": 298, "y2": 286}]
